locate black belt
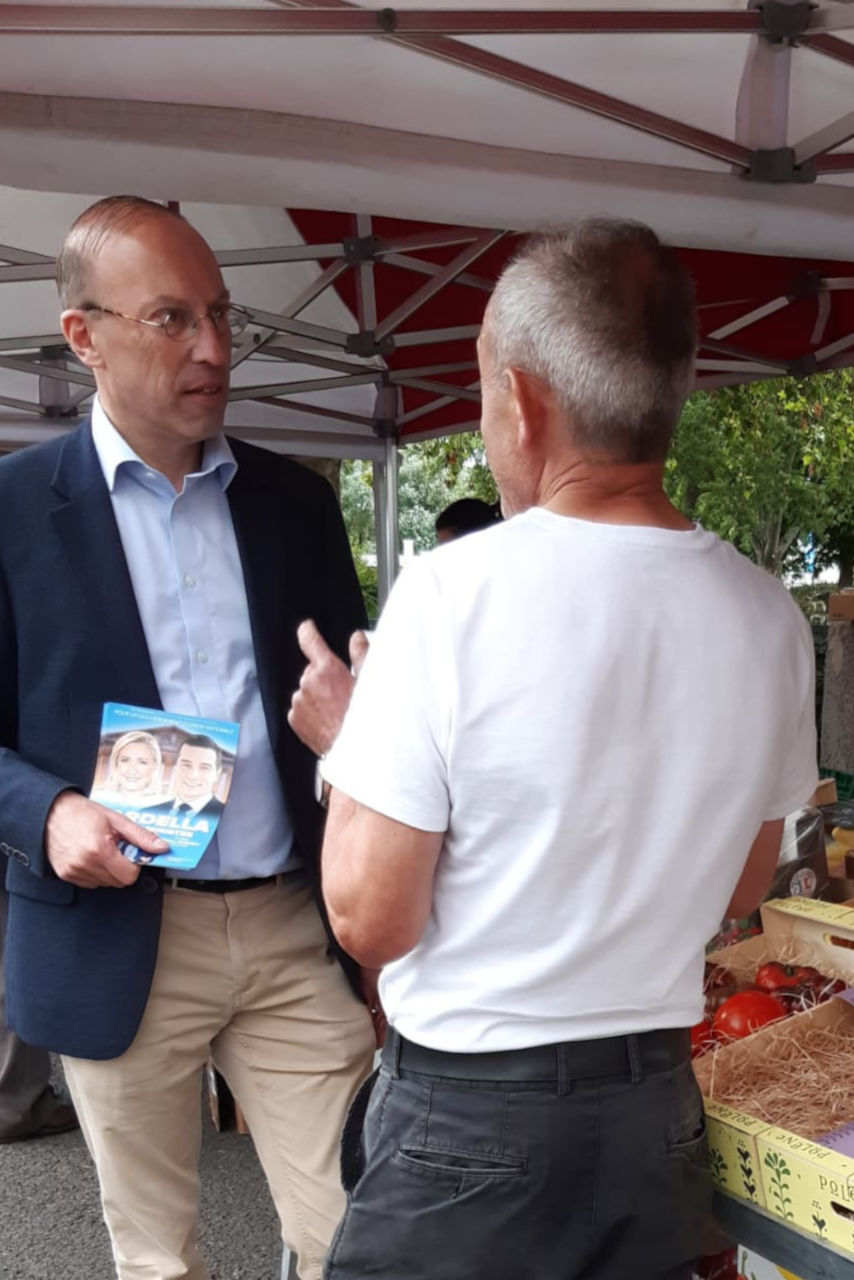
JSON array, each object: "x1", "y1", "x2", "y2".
[
  {"x1": 166, "y1": 875, "x2": 278, "y2": 894},
  {"x1": 385, "y1": 1026, "x2": 690, "y2": 1083}
]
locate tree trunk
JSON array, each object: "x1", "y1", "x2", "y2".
[
  {"x1": 838, "y1": 534, "x2": 854, "y2": 589},
  {"x1": 286, "y1": 456, "x2": 342, "y2": 502}
]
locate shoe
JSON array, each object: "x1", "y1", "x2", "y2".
[{"x1": 0, "y1": 1097, "x2": 79, "y2": 1143}]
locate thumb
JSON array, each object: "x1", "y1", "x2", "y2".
[
  {"x1": 349, "y1": 630, "x2": 370, "y2": 677},
  {"x1": 296, "y1": 618, "x2": 334, "y2": 667},
  {"x1": 110, "y1": 810, "x2": 171, "y2": 854}
]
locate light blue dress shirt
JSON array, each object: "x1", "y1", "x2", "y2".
[{"x1": 91, "y1": 398, "x2": 295, "y2": 879}]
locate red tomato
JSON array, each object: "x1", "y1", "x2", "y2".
[
  {"x1": 703, "y1": 964, "x2": 733, "y2": 993},
  {"x1": 817, "y1": 977, "x2": 847, "y2": 1001},
  {"x1": 755, "y1": 962, "x2": 801, "y2": 992},
  {"x1": 712, "y1": 990, "x2": 787, "y2": 1040},
  {"x1": 690, "y1": 1019, "x2": 715, "y2": 1058},
  {"x1": 793, "y1": 965, "x2": 823, "y2": 988},
  {"x1": 776, "y1": 984, "x2": 818, "y2": 1015}
]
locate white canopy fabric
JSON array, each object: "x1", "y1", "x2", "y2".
[{"x1": 1, "y1": 1, "x2": 853, "y2": 258}]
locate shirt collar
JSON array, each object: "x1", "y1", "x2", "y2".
[{"x1": 90, "y1": 396, "x2": 237, "y2": 493}]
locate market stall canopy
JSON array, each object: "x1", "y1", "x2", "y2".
[
  {"x1": 2, "y1": 2, "x2": 854, "y2": 452},
  {"x1": 2, "y1": 195, "x2": 854, "y2": 455},
  {"x1": 1, "y1": 1, "x2": 853, "y2": 256}
]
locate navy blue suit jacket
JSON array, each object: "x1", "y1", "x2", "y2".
[{"x1": 0, "y1": 421, "x2": 366, "y2": 1059}]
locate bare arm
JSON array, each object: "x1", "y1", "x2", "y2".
[
  {"x1": 726, "y1": 818, "x2": 784, "y2": 919},
  {"x1": 322, "y1": 789, "x2": 444, "y2": 969}
]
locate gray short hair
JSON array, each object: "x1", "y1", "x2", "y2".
[
  {"x1": 56, "y1": 196, "x2": 185, "y2": 309},
  {"x1": 484, "y1": 219, "x2": 697, "y2": 462}
]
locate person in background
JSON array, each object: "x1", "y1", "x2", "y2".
[
  {"x1": 434, "y1": 496, "x2": 500, "y2": 544},
  {"x1": 0, "y1": 196, "x2": 374, "y2": 1280},
  {"x1": 294, "y1": 219, "x2": 818, "y2": 1280},
  {"x1": 0, "y1": 887, "x2": 77, "y2": 1143}
]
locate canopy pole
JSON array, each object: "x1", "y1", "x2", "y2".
[
  {"x1": 376, "y1": 435, "x2": 400, "y2": 610},
  {"x1": 372, "y1": 379, "x2": 401, "y2": 611}
]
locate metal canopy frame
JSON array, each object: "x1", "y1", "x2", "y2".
[
  {"x1": 3, "y1": 3, "x2": 854, "y2": 593},
  {"x1": 4, "y1": 207, "x2": 854, "y2": 596},
  {"x1": 4, "y1": 217, "x2": 853, "y2": 432},
  {"x1": 2, "y1": 2, "x2": 854, "y2": 181}
]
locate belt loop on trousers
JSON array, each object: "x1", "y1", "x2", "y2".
[
  {"x1": 556, "y1": 1043, "x2": 570, "y2": 1096},
  {"x1": 386, "y1": 1027, "x2": 402, "y2": 1079},
  {"x1": 627, "y1": 1034, "x2": 643, "y2": 1085}
]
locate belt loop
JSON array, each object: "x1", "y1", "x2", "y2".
[
  {"x1": 556, "y1": 1043, "x2": 570, "y2": 1096},
  {"x1": 627, "y1": 1034, "x2": 643, "y2": 1084},
  {"x1": 385, "y1": 1027, "x2": 402, "y2": 1079}
]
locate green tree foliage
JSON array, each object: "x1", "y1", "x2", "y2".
[
  {"x1": 665, "y1": 371, "x2": 854, "y2": 580},
  {"x1": 341, "y1": 432, "x2": 498, "y2": 559},
  {"x1": 340, "y1": 433, "x2": 497, "y2": 619},
  {"x1": 342, "y1": 369, "x2": 854, "y2": 622}
]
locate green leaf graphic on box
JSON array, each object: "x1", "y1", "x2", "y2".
[
  {"x1": 708, "y1": 1149, "x2": 728, "y2": 1183},
  {"x1": 812, "y1": 1212, "x2": 827, "y2": 1237},
  {"x1": 737, "y1": 1144, "x2": 757, "y2": 1200},
  {"x1": 764, "y1": 1151, "x2": 794, "y2": 1220}
]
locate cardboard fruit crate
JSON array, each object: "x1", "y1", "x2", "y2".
[
  {"x1": 695, "y1": 1000, "x2": 854, "y2": 1254},
  {"x1": 706, "y1": 898, "x2": 854, "y2": 987},
  {"x1": 696, "y1": 898, "x2": 854, "y2": 1251}
]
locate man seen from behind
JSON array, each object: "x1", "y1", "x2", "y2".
[{"x1": 313, "y1": 220, "x2": 818, "y2": 1280}]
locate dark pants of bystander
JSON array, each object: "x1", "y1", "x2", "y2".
[{"x1": 326, "y1": 1025, "x2": 711, "y2": 1280}]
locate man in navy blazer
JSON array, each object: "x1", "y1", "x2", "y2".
[{"x1": 0, "y1": 196, "x2": 375, "y2": 1280}]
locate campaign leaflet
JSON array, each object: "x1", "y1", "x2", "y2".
[{"x1": 90, "y1": 702, "x2": 240, "y2": 871}]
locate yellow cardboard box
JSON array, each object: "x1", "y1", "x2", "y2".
[
  {"x1": 697, "y1": 1000, "x2": 854, "y2": 1253},
  {"x1": 697, "y1": 899, "x2": 854, "y2": 1251}
]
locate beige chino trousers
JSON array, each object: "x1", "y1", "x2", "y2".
[{"x1": 62, "y1": 876, "x2": 375, "y2": 1280}]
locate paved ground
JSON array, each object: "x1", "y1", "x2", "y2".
[{"x1": 0, "y1": 1063, "x2": 283, "y2": 1280}]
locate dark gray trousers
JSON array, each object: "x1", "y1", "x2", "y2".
[
  {"x1": 0, "y1": 886, "x2": 53, "y2": 1135},
  {"x1": 326, "y1": 1028, "x2": 711, "y2": 1280}
]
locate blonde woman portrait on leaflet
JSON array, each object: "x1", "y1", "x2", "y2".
[{"x1": 105, "y1": 730, "x2": 164, "y2": 802}]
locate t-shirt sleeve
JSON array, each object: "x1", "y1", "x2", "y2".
[
  {"x1": 764, "y1": 608, "x2": 819, "y2": 820},
  {"x1": 322, "y1": 556, "x2": 452, "y2": 833}
]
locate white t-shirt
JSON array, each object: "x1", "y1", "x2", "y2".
[{"x1": 323, "y1": 509, "x2": 818, "y2": 1052}]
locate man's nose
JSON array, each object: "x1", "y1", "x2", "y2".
[{"x1": 191, "y1": 315, "x2": 230, "y2": 366}]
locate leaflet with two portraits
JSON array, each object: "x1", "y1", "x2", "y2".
[{"x1": 90, "y1": 702, "x2": 240, "y2": 870}]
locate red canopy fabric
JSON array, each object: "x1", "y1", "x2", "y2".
[{"x1": 289, "y1": 210, "x2": 854, "y2": 442}]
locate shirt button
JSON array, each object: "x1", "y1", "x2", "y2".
[
  {"x1": 145, "y1": 471, "x2": 156, "y2": 481},
  {"x1": 184, "y1": 575, "x2": 197, "y2": 588},
  {"x1": 197, "y1": 650, "x2": 208, "y2": 664},
  {"x1": 139, "y1": 875, "x2": 159, "y2": 895}
]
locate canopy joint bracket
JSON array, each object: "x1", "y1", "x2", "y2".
[
  {"x1": 342, "y1": 235, "x2": 381, "y2": 264},
  {"x1": 788, "y1": 353, "x2": 819, "y2": 378},
  {"x1": 377, "y1": 8, "x2": 397, "y2": 35},
  {"x1": 346, "y1": 332, "x2": 395, "y2": 358},
  {"x1": 752, "y1": 0, "x2": 813, "y2": 45},
  {"x1": 745, "y1": 147, "x2": 816, "y2": 183}
]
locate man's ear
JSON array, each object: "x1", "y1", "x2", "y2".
[
  {"x1": 506, "y1": 367, "x2": 550, "y2": 450},
  {"x1": 60, "y1": 309, "x2": 105, "y2": 371}
]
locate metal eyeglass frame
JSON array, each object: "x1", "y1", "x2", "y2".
[{"x1": 81, "y1": 302, "x2": 251, "y2": 342}]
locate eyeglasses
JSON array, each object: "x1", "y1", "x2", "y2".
[{"x1": 82, "y1": 302, "x2": 250, "y2": 343}]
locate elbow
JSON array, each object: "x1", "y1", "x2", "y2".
[
  {"x1": 726, "y1": 888, "x2": 762, "y2": 920},
  {"x1": 328, "y1": 909, "x2": 419, "y2": 969}
]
